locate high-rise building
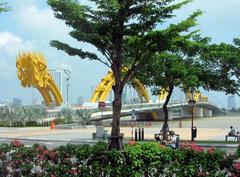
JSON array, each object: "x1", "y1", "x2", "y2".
[
  {"x1": 49, "y1": 69, "x2": 63, "y2": 94},
  {"x1": 228, "y1": 95, "x2": 236, "y2": 110},
  {"x1": 77, "y1": 96, "x2": 84, "y2": 106},
  {"x1": 12, "y1": 98, "x2": 22, "y2": 106}
]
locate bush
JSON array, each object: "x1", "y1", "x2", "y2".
[
  {"x1": 25, "y1": 120, "x2": 39, "y2": 127},
  {"x1": 0, "y1": 140, "x2": 239, "y2": 176}
]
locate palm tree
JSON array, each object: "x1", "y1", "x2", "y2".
[
  {"x1": 61, "y1": 107, "x2": 73, "y2": 124},
  {"x1": 76, "y1": 110, "x2": 91, "y2": 125}
]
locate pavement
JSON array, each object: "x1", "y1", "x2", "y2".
[
  {"x1": 0, "y1": 126, "x2": 239, "y2": 152},
  {"x1": 0, "y1": 126, "x2": 232, "y2": 141}
]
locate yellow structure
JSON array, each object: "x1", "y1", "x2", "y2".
[
  {"x1": 91, "y1": 70, "x2": 208, "y2": 103},
  {"x1": 16, "y1": 52, "x2": 63, "y2": 106},
  {"x1": 159, "y1": 88, "x2": 168, "y2": 101},
  {"x1": 90, "y1": 70, "x2": 149, "y2": 103},
  {"x1": 185, "y1": 90, "x2": 208, "y2": 102}
]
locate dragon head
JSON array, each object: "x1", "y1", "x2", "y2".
[{"x1": 16, "y1": 52, "x2": 48, "y2": 88}]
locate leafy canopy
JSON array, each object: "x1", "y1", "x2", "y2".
[
  {"x1": 199, "y1": 37, "x2": 240, "y2": 95},
  {"x1": 48, "y1": 0, "x2": 193, "y2": 69}
]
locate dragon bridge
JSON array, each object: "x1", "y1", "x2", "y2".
[
  {"x1": 90, "y1": 70, "x2": 150, "y2": 103},
  {"x1": 16, "y1": 52, "x2": 63, "y2": 106},
  {"x1": 91, "y1": 71, "x2": 207, "y2": 103}
]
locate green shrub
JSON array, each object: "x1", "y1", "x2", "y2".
[
  {"x1": 25, "y1": 120, "x2": 39, "y2": 127},
  {"x1": 236, "y1": 145, "x2": 240, "y2": 158},
  {"x1": 0, "y1": 141, "x2": 238, "y2": 176}
]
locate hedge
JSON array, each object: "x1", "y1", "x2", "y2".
[{"x1": 0, "y1": 140, "x2": 239, "y2": 176}]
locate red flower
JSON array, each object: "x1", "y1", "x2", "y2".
[
  {"x1": 233, "y1": 162, "x2": 240, "y2": 171},
  {"x1": 48, "y1": 150, "x2": 57, "y2": 161},
  {"x1": 207, "y1": 147, "x2": 215, "y2": 154},
  {"x1": 35, "y1": 146, "x2": 44, "y2": 152},
  {"x1": 179, "y1": 142, "x2": 204, "y2": 152},
  {"x1": 191, "y1": 144, "x2": 204, "y2": 152},
  {"x1": 69, "y1": 168, "x2": 77, "y2": 175},
  {"x1": 197, "y1": 171, "x2": 206, "y2": 176},
  {"x1": 10, "y1": 139, "x2": 23, "y2": 147},
  {"x1": 128, "y1": 141, "x2": 136, "y2": 146},
  {"x1": 43, "y1": 150, "x2": 49, "y2": 155},
  {"x1": 0, "y1": 152, "x2": 5, "y2": 157}
]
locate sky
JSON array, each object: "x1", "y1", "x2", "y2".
[{"x1": 0, "y1": 0, "x2": 240, "y2": 108}]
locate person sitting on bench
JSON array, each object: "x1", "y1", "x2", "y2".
[
  {"x1": 170, "y1": 131, "x2": 179, "y2": 149},
  {"x1": 228, "y1": 126, "x2": 238, "y2": 136}
]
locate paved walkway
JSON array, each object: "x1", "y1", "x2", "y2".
[
  {"x1": 0, "y1": 126, "x2": 233, "y2": 141},
  {"x1": 0, "y1": 126, "x2": 239, "y2": 153}
]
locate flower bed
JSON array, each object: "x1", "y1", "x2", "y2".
[{"x1": 0, "y1": 140, "x2": 239, "y2": 176}]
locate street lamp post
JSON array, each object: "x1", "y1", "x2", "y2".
[
  {"x1": 188, "y1": 91, "x2": 196, "y2": 141},
  {"x1": 58, "y1": 67, "x2": 71, "y2": 109},
  {"x1": 65, "y1": 70, "x2": 71, "y2": 109},
  {"x1": 131, "y1": 109, "x2": 136, "y2": 141}
]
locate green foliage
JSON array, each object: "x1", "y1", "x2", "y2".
[
  {"x1": 236, "y1": 145, "x2": 240, "y2": 158},
  {"x1": 76, "y1": 109, "x2": 92, "y2": 125},
  {"x1": 47, "y1": 0, "x2": 192, "y2": 63},
  {"x1": 0, "y1": 105, "x2": 47, "y2": 121},
  {"x1": 0, "y1": 141, "x2": 239, "y2": 176},
  {"x1": 25, "y1": 120, "x2": 38, "y2": 127},
  {"x1": 199, "y1": 38, "x2": 240, "y2": 95},
  {"x1": 60, "y1": 107, "x2": 73, "y2": 123},
  {"x1": 48, "y1": 0, "x2": 204, "y2": 148}
]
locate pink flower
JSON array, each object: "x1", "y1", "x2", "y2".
[
  {"x1": 128, "y1": 141, "x2": 136, "y2": 146},
  {"x1": 233, "y1": 162, "x2": 240, "y2": 171},
  {"x1": 35, "y1": 146, "x2": 44, "y2": 152},
  {"x1": 43, "y1": 150, "x2": 49, "y2": 155},
  {"x1": 48, "y1": 150, "x2": 57, "y2": 161},
  {"x1": 207, "y1": 147, "x2": 215, "y2": 154},
  {"x1": 69, "y1": 168, "x2": 77, "y2": 175},
  {"x1": 197, "y1": 171, "x2": 206, "y2": 176},
  {"x1": 0, "y1": 152, "x2": 5, "y2": 157},
  {"x1": 191, "y1": 144, "x2": 204, "y2": 152},
  {"x1": 10, "y1": 139, "x2": 23, "y2": 147},
  {"x1": 179, "y1": 142, "x2": 204, "y2": 152}
]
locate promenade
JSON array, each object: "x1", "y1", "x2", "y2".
[
  {"x1": 0, "y1": 126, "x2": 232, "y2": 141},
  {"x1": 0, "y1": 116, "x2": 239, "y2": 150}
]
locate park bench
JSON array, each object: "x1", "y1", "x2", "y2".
[
  {"x1": 225, "y1": 134, "x2": 240, "y2": 142},
  {"x1": 154, "y1": 130, "x2": 175, "y2": 141}
]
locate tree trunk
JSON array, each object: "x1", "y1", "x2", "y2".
[
  {"x1": 162, "y1": 85, "x2": 174, "y2": 140},
  {"x1": 108, "y1": 84, "x2": 123, "y2": 150}
]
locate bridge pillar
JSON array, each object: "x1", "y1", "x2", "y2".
[
  {"x1": 196, "y1": 107, "x2": 204, "y2": 118},
  {"x1": 203, "y1": 108, "x2": 213, "y2": 117},
  {"x1": 181, "y1": 107, "x2": 191, "y2": 118},
  {"x1": 168, "y1": 111, "x2": 173, "y2": 120}
]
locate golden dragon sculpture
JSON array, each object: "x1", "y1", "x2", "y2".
[{"x1": 16, "y1": 52, "x2": 63, "y2": 106}]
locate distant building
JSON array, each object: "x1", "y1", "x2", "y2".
[
  {"x1": 49, "y1": 69, "x2": 63, "y2": 94},
  {"x1": 77, "y1": 96, "x2": 84, "y2": 106},
  {"x1": 228, "y1": 95, "x2": 236, "y2": 110},
  {"x1": 12, "y1": 98, "x2": 22, "y2": 106}
]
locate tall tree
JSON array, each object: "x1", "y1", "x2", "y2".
[
  {"x1": 48, "y1": 0, "x2": 198, "y2": 149},
  {"x1": 135, "y1": 34, "x2": 208, "y2": 140},
  {"x1": 136, "y1": 34, "x2": 240, "y2": 140}
]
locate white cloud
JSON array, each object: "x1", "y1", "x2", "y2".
[
  {"x1": 0, "y1": 31, "x2": 36, "y2": 78},
  {"x1": 14, "y1": 5, "x2": 71, "y2": 40},
  {"x1": 0, "y1": 31, "x2": 22, "y2": 47}
]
